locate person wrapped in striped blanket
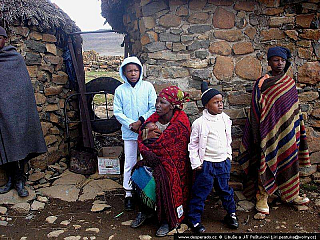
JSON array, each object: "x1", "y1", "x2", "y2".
[{"x1": 238, "y1": 46, "x2": 311, "y2": 215}]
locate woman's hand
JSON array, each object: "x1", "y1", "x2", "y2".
[
  {"x1": 148, "y1": 128, "x2": 161, "y2": 139},
  {"x1": 129, "y1": 120, "x2": 142, "y2": 133}
]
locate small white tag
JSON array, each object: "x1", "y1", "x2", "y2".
[{"x1": 177, "y1": 205, "x2": 183, "y2": 218}]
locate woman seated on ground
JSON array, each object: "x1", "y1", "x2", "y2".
[{"x1": 130, "y1": 86, "x2": 192, "y2": 237}]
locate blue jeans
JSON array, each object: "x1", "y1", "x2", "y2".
[{"x1": 188, "y1": 159, "x2": 236, "y2": 225}]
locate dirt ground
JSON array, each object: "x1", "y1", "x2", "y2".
[{"x1": 0, "y1": 186, "x2": 319, "y2": 240}]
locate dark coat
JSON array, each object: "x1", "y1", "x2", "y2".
[{"x1": 0, "y1": 45, "x2": 47, "y2": 165}]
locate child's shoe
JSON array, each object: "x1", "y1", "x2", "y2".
[
  {"x1": 131, "y1": 211, "x2": 153, "y2": 228},
  {"x1": 224, "y1": 213, "x2": 239, "y2": 229},
  {"x1": 191, "y1": 223, "x2": 206, "y2": 233},
  {"x1": 156, "y1": 223, "x2": 170, "y2": 237}
]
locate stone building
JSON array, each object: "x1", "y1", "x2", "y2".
[
  {"x1": 0, "y1": 0, "x2": 81, "y2": 172},
  {"x1": 101, "y1": 0, "x2": 320, "y2": 183}
]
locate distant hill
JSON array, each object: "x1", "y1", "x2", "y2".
[{"x1": 82, "y1": 32, "x2": 125, "y2": 57}]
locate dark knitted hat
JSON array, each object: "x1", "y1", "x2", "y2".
[
  {"x1": 267, "y1": 46, "x2": 291, "y2": 60},
  {"x1": 0, "y1": 26, "x2": 7, "y2": 38},
  {"x1": 201, "y1": 82, "x2": 221, "y2": 106}
]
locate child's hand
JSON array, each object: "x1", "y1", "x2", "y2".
[
  {"x1": 129, "y1": 120, "x2": 142, "y2": 133},
  {"x1": 195, "y1": 164, "x2": 203, "y2": 171}
]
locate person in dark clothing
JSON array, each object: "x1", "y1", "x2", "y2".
[{"x1": 0, "y1": 26, "x2": 47, "y2": 197}]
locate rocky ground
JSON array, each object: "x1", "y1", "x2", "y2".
[{"x1": 0, "y1": 167, "x2": 319, "y2": 240}]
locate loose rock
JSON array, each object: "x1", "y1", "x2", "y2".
[
  {"x1": 121, "y1": 220, "x2": 133, "y2": 226},
  {"x1": 92, "y1": 200, "x2": 106, "y2": 205},
  {"x1": 29, "y1": 172, "x2": 45, "y2": 182},
  {"x1": 0, "y1": 187, "x2": 36, "y2": 205},
  {"x1": 168, "y1": 224, "x2": 188, "y2": 235},
  {"x1": 139, "y1": 235, "x2": 152, "y2": 240},
  {"x1": 91, "y1": 204, "x2": 111, "y2": 212},
  {"x1": 237, "y1": 200, "x2": 255, "y2": 211},
  {"x1": 0, "y1": 206, "x2": 7, "y2": 215},
  {"x1": 31, "y1": 200, "x2": 45, "y2": 211},
  {"x1": 73, "y1": 224, "x2": 81, "y2": 229},
  {"x1": 86, "y1": 228, "x2": 100, "y2": 233},
  {"x1": 12, "y1": 203, "x2": 30, "y2": 213},
  {"x1": 37, "y1": 196, "x2": 49, "y2": 203},
  {"x1": 292, "y1": 205, "x2": 309, "y2": 211},
  {"x1": 253, "y1": 213, "x2": 266, "y2": 220},
  {"x1": 0, "y1": 220, "x2": 8, "y2": 226},
  {"x1": 46, "y1": 216, "x2": 57, "y2": 224},
  {"x1": 64, "y1": 236, "x2": 81, "y2": 240},
  {"x1": 47, "y1": 230, "x2": 64, "y2": 238},
  {"x1": 60, "y1": 220, "x2": 70, "y2": 226},
  {"x1": 235, "y1": 191, "x2": 246, "y2": 201}
]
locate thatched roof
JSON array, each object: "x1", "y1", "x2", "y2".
[
  {"x1": 101, "y1": 0, "x2": 126, "y2": 33},
  {"x1": 0, "y1": 0, "x2": 80, "y2": 34}
]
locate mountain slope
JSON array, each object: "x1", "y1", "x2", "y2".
[{"x1": 82, "y1": 32, "x2": 125, "y2": 56}]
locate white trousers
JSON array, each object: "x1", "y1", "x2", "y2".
[{"x1": 123, "y1": 140, "x2": 138, "y2": 193}]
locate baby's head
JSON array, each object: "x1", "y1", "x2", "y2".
[{"x1": 143, "y1": 122, "x2": 158, "y2": 131}]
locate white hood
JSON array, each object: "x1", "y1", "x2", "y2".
[{"x1": 119, "y1": 56, "x2": 143, "y2": 85}]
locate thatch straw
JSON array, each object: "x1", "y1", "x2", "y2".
[
  {"x1": 101, "y1": 0, "x2": 125, "y2": 33},
  {"x1": 0, "y1": 0, "x2": 80, "y2": 34}
]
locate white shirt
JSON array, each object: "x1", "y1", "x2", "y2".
[
  {"x1": 188, "y1": 110, "x2": 232, "y2": 169},
  {"x1": 203, "y1": 113, "x2": 228, "y2": 162}
]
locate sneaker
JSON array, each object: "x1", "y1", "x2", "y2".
[
  {"x1": 224, "y1": 213, "x2": 239, "y2": 229},
  {"x1": 156, "y1": 223, "x2": 170, "y2": 237},
  {"x1": 292, "y1": 196, "x2": 310, "y2": 205},
  {"x1": 124, "y1": 197, "x2": 134, "y2": 211},
  {"x1": 191, "y1": 223, "x2": 206, "y2": 233},
  {"x1": 130, "y1": 212, "x2": 152, "y2": 228}
]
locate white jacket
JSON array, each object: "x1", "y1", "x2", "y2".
[
  {"x1": 113, "y1": 57, "x2": 157, "y2": 140},
  {"x1": 188, "y1": 109, "x2": 232, "y2": 170}
]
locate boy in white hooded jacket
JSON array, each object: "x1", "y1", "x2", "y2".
[{"x1": 113, "y1": 56, "x2": 156, "y2": 210}]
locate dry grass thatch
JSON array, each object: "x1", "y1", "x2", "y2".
[
  {"x1": 101, "y1": 0, "x2": 125, "y2": 33},
  {"x1": 0, "y1": 0, "x2": 80, "y2": 34}
]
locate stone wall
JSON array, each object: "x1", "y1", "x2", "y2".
[
  {"x1": 119, "y1": 0, "x2": 320, "y2": 184},
  {"x1": 83, "y1": 50, "x2": 123, "y2": 72},
  {"x1": 4, "y1": 25, "x2": 80, "y2": 171}
]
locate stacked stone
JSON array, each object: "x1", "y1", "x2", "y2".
[
  {"x1": 7, "y1": 25, "x2": 80, "y2": 171},
  {"x1": 83, "y1": 51, "x2": 123, "y2": 72},
  {"x1": 121, "y1": 0, "x2": 320, "y2": 183},
  {"x1": 26, "y1": 157, "x2": 68, "y2": 189}
]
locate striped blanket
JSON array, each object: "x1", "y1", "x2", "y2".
[
  {"x1": 131, "y1": 166, "x2": 156, "y2": 209},
  {"x1": 238, "y1": 73, "x2": 311, "y2": 202}
]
